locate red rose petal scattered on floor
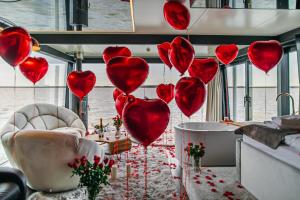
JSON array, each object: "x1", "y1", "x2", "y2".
[
  {"x1": 205, "y1": 176, "x2": 212, "y2": 180},
  {"x1": 219, "y1": 179, "x2": 225, "y2": 183},
  {"x1": 211, "y1": 188, "x2": 217, "y2": 192},
  {"x1": 196, "y1": 175, "x2": 200, "y2": 177},
  {"x1": 212, "y1": 174, "x2": 217, "y2": 178},
  {"x1": 207, "y1": 169, "x2": 212, "y2": 172},
  {"x1": 193, "y1": 176, "x2": 198, "y2": 180},
  {"x1": 237, "y1": 184, "x2": 244, "y2": 189},
  {"x1": 195, "y1": 180, "x2": 201, "y2": 184}
]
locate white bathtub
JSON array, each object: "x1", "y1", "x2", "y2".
[{"x1": 175, "y1": 122, "x2": 241, "y2": 167}]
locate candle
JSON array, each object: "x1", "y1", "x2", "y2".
[
  {"x1": 111, "y1": 165, "x2": 117, "y2": 180},
  {"x1": 126, "y1": 163, "x2": 131, "y2": 177}
]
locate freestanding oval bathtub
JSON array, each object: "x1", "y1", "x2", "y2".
[{"x1": 174, "y1": 122, "x2": 241, "y2": 167}]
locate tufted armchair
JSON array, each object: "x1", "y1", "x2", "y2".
[{"x1": 0, "y1": 103, "x2": 104, "y2": 192}]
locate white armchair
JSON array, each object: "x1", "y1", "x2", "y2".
[{"x1": 0, "y1": 103, "x2": 104, "y2": 192}]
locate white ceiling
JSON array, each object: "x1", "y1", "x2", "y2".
[
  {"x1": 133, "y1": 0, "x2": 300, "y2": 36},
  {"x1": 1, "y1": 0, "x2": 300, "y2": 36}
]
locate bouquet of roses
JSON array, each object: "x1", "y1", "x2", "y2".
[
  {"x1": 113, "y1": 115, "x2": 122, "y2": 131},
  {"x1": 185, "y1": 142, "x2": 205, "y2": 159},
  {"x1": 68, "y1": 155, "x2": 114, "y2": 200}
]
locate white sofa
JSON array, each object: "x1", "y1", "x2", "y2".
[{"x1": 0, "y1": 103, "x2": 104, "y2": 192}]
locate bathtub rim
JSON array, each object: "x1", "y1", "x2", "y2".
[{"x1": 174, "y1": 122, "x2": 238, "y2": 132}]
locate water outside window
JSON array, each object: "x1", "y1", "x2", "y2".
[{"x1": 0, "y1": 52, "x2": 66, "y2": 164}]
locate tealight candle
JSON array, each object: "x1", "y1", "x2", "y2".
[{"x1": 111, "y1": 165, "x2": 117, "y2": 180}]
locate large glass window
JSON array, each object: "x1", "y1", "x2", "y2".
[
  {"x1": 227, "y1": 63, "x2": 246, "y2": 121},
  {"x1": 0, "y1": 52, "x2": 67, "y2": 164},
  {"x1": 251, "y1": 65, "x2": 278, "y2": 121},
  {"x1": 83, "y1": 63, "x2": 207, "y2": 129},
  {"x1": 289, "y1": 51, "x2": 299, "y2": 114}
]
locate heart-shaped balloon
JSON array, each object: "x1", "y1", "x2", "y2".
[
  {"x1": 115, "y1": 94, "x2": 134, "y2": 117},
  {"x1": 175, "y1": 77, "x2": 206, "y2": 117},
  {"x1": 215, "y1": 44, "x2": 238, "y2": 65},
  {"x1": 169, "y1": 36, "x2": 195, "y2": 75},
  {"x1": 19, "y1": 57, "x2": 48, "y2": 84},
  {"x1": 157, "y1": 42, "x2": 172, "y2": 69},
  {"x1": 106, "y1": 56, "x2": 149, "y2": 94},
  {"x1": 0, "y1": 27, "x2": 32, "y2": 67},
  {"x1": 248, "y1": 40, "x2": 283, "y2": 73},
  {"x1": 123, "y1": 97, "x2": 170, "y2": 147},
  {"x1": 156, "y1": 83, "x2": 175, "y2": 104},
  {"x1": 163, "y1": 1, "x2": 190, "y2": 30},
  {"x1": 102, "y1": 46, "x2": 131, "y2": 64},
  {"x1": 67, "y1": 70, "x2": 96, "y2": 101},
  {"x1": 113, "y1": 88, "x2": 123, "y2": 101},
  {"x1": 188, "y1": 58, "x2": 218, "y2": 84}
]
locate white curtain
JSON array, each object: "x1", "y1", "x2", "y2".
[{"x1": 206, "y1": 69, "x2": 223, "y2": 121}]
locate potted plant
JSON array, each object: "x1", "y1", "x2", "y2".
[
  {"x1": 185, "y1": 142, "x2": 205, "y2": 171},
  {"x1": 68, "y1": 155, "x2": 114, "y2": 200},
  {"x1": 113, "y1": 115, "x2": 122, "y2": 138}
]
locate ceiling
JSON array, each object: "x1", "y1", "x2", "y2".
[{"x1": 0, "y1": 0, "x2": 299, "y2": 58}]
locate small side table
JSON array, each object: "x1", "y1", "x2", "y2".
[{"x1": 86, "y1": 132, "x2": 132, "y2": 155}]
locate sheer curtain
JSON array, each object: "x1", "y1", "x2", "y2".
[{"x1": 206, "y1": 69, "x2": 223, "y2": 121}]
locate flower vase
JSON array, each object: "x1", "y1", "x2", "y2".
[
  {"x1": 193, "y1": 156, "x2": 201, "y2": 172},
  {"x1": 86, "y1": 186, "x2": 100, "y2": 200},
  {"x1": 115, "y1": 129, "x2": 121, "y2": 139}
]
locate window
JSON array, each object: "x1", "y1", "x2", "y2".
[
  {"x1": 0, "y1": 52, "x2": 67, "y2": 164},
  {"x1": 251, "y1": 64, "x2": 278, "y2": 121},
  {"x1": 83, "y1": 63, "x2": 207, "y2": 129},
  {"x1": 289, "y1": 51, "x2": 299, "y2": 114},
  {"x1": 227, "y1": 63, "x2": 246, "y2": 121}
]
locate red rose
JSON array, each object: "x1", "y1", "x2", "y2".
[
  {"x1": 99, "y1": 163, "x2": 104, "y2": 169},
  {"x1": 188, "y1": 142, "x2": 193, "y2": 146},
  {"x1": 94, "y1": 155, "x2": 101, "y2": 165},
  {"x1": 68, "y1": 162, "x2": 74, "y2": 168},
  {"x1": 80, "y1": 156, "x2": 88, "y2": 166},
  {"x1": 108, "y1": 159, "x2": 115, "y2": 167},
  {"x1": 104, "y1": 157, "x2": 109, "y2": 164}
]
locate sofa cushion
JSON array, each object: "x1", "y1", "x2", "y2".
[{"x1": 52, "y1": 127, "x2": 85, "y2": 138}]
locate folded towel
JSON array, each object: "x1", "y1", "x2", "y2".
[
  {"x1": 272, "y1": 115, "x2": 300, "y2": 130},
  {"x1": 235, "y1": 124, "x2": 298, "y2": 149},
  {"x1": 285, "y1": 134, "x2": 300, "y2": 152}
]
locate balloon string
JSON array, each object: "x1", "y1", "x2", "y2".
[
  {"x1": 180, "y1": 112, "x2": 184, "y2": 199},
  {"x1": 264, "y1": 74, "x2": 267, "y2": 120},
  {"x1": 163, "y1": 64, "x2": 166, "y2": 84},
  {"x1": 13, "y1": 68, "x2": 16, "y2": 132},
  {"x1": 143, "y1": 147, "x2": 148, "y2": 200},
  {"x1": 143, "y1": 87, "x2": 146, "y2": 98}
]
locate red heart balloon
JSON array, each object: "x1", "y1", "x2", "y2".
[
  {"x1": 113, "y1": 88, "x2": 123, "y2": 101},
  {"x1": 156, "y1": 83, "x2": 175, "y2": 104},
  {"x1": 106, "y1": 56, "x2": 149, "y2": 94},
  {"x1": 115, "y1": 94, "x2": 134, "y2": 117},
  {"x1": 175, "y1": 77, "x2": 206, "y2": 117},
  {"x1": 0, "y1": 27, "x2": 32, "y2": 67},
  {"x1": 169, "y1": 36, "x2": 195, "y2": 75},
  {"x1": 19, "y1": 57, "x2": 48, "y2": 84},
  {"x1": 163, "y1": 1, "x2": 190, "y2": 30},
  {"x1": 102, "y1": 46, "x2": 131, "y2": 64},
  {"x1": 123, "y1": 97, "x2": 170, "y2": 147},
  {"x1": 248, "y1": 40, "x2": 283, "y2": 73},
  {"x1": 157, "y1": 42, "x2": 172, "y2": 69},
  {"x1": 67, "y1": 70, "x2": 96, "y2": 101},
  {"x1": 215, "y1": 44, "x2": 238, "y2": 65},
  {"x1": 188, "y1": 58, "x2": 218, "y2": 84}
]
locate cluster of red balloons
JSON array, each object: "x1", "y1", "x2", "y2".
[
  {"x1": 0, "y1": 27, "x2": 49, "y2": 84},
  {"x1": 105, "y1": 46, "x2": 170, "y2": 147}
]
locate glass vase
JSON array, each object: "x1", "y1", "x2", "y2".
[{"x1": 193, "y1": 156, "x2": 201, "y2": 172}]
